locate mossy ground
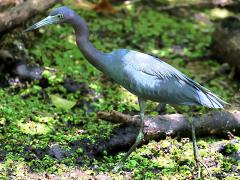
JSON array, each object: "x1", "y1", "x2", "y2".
[{"x1": 0, "y1": 1, "x2": 239, "y2": 179}]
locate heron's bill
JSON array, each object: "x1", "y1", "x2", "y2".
[{"x1": 24, "y1": 15, "x2": 61, "y2": 32}]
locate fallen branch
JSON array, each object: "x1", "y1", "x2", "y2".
[
  {"x1": 0, "y1": 0, "x2": 60, "y2": 34},
  {"x1": 96, "y1": 110, "x2": 240, "y2": 153},
  {"x1": 98, "y1": 110, "x2": 240, "y2": 138}
]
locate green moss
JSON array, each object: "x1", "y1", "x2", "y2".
[
  {"x1": 225, "y1": 142, "x2": 240, "y2": 154},
  {"x1": 222, "y1": 157, "x2": 235, "y2": 172}
]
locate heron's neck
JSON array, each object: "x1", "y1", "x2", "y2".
[{"x1": 71, "y1": 14, "x2": 108, "y2": 72}]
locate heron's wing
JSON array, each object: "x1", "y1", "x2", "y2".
[
  {"x1": 122, "y1": 50, "x2": 189, "y2": 82},
  {"x1": 120, "y1": 50, "x2": 227, "y2": 108}
]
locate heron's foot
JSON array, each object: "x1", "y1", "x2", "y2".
[{"x1": 112, "y1": 130, "x2": 144, "y2": 172}]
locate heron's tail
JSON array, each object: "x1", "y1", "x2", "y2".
[
  {"x1": 198, "y1": 89, "x2": 228, "y2": 108},
  {"x1": 183, "y1": 75, "x2": 228, "y2": 108}
]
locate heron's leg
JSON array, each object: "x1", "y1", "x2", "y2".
[
  {"x1": 187, "y1": 116, "x2": 198, "y2": 161},
  {"x1": 173, "y1": 106, "x2": 198, "y2": 162},
  {"x1": 188, "y1": 116, "x2": 200, "y2": 168},
  {"x1": 190, "y1": 117, "x2": 212, "y2": 180},
  {"x1": 113, "y1": 97, "x2": 146, "y2": 172},
  {"x1": 173, "y1": 106, "x2": 212, "y2": 178},
  {"x1": 189, "y1": 113, "x2": 212, "y2": 179}
]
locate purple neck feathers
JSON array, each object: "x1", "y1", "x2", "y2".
[{"x1": 70, "y1": 14, "x2": 107, "y2": 72}]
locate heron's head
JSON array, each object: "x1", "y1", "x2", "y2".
[{"x1": 24, "y1": 6, "x2": 75, "y2": 32}]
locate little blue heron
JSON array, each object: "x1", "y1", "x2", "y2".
[{"x1": 25, "y1": 6, "x2": 227, "y2": 171}]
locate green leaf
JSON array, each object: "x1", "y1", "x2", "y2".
[{"x1": 49, "y1": 94, "x2": 76, "y2": 110}]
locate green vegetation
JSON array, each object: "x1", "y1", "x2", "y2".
[{"x1": 0, "y1": 1, "x2": 239, "y2": 179}]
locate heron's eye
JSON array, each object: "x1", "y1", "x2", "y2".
[{"x1": 57, "y1": 14, "x2": 64, "y2": 18}]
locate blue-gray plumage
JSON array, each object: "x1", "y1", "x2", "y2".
[
  {"x1": 25, "y1": 6, "x2": 227, "y2": 171},
  {"x1": 107, "y1": 49, "x2": 225, "y2": 108}
]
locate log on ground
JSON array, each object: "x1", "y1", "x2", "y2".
[{"x1": 96, "y1": 110, "x2": 240, "y2": 153}]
